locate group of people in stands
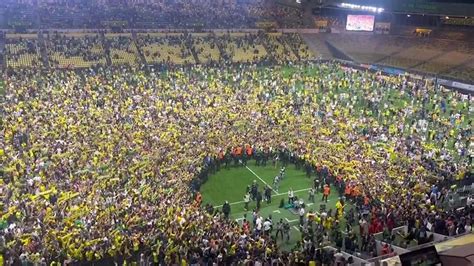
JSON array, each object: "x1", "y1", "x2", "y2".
[
  {"x1": 5, "y1": 32, "x2": 314, "y2": 69},
  {"x1": 136, "y1": 34, "x2": 194, "y2": 64},
  {"x1": 1, "y1": 59, "x2": 472, "y2": 265},
  {"x1": 5, "y1": 38, "x2": 41, "y2": 68},
  {"x1": 46, "y1": 33, "x2": 106, "y2": 67},
  {"x1": 5, "y1": 0, "x2": 307, "y2": 29}
]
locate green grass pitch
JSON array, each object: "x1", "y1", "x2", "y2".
[{"x1": 200, "y1": 160, "x2": 348, "y2": 250}]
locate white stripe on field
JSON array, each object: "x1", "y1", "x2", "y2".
[
  {"x1": 245, "y1": 166, "x2": 278, "y2": 194},
  {"x1": 292, "y1": 226, "x2": 300, "y2": 232}
]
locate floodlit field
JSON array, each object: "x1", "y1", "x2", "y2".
[{"x1": 201, "y1": 160, "x2": 349, "y2": 250}]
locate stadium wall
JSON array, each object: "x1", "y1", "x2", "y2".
[{"x1": 323, "y1": 246, "x2": 373, "y2": 265}]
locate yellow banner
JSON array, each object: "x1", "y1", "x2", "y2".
[
  {"x1": 255, "y1": 21, "x2": 277, "y2": 29},
  {"x1": 315, "y1": 20, "x2": 328, "y2": 27}
]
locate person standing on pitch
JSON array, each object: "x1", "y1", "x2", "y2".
[
  {"x1": 273, "y1": 175, "x2": 280, "y2": 192},
  {"x1": 251, "y1": 180, "x2": 258, "y2": 201},
  {"x1": 308, "y1": 187, "x2": 315, "y2": 203},
  {"x1": 288, "y1": 188, "x2": 295, "y2": 204},
  {"x1": 264, "y1": 186, "x2": 272, "y2": 204},
  {"x1": 256, "y1": 190, "x2": 262, "y2": 210},
  {"x1": 313, "y1": 177, "x2": 320, "y2": 193},
  {"x1": 275, "y1": 219, "x2": 284, "y2": 240},
  {"x1": 283, "y1": 221, "x2": 291, "y2": 242},
  {"x1": 222, "y1": 201, "x2": 231, "y2": 219},
  {"x1": 322, "y1": 184, "x2": 330, "y2": 203},
  {"x1": 279, "y1": 166, "x2": 286, "y2": 179},
  {"x1": 299, "y1": 205, "x2": 305, "y2": 226},
  {"x1": 243, "y1": 192, "x2": 251, "y2": 211}
]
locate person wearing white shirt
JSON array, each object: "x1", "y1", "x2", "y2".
[
  {"x1": 263, "y1": 220, "x2": 272, "y2": 236},
  {"x1": 288, "y1": 188, "x2": 295, "y2": 204},
  {"x1": 299, "y1": 207, "x2": 305, "y2": 226},
  {"x1": 256, "y1": 216, "x2": 263, "y2": 233},
  {"x1": 273, "y1": 175, "x2": 280, "y2": 192}
]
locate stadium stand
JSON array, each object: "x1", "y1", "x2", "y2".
[
  {"x1": 316, "y1": 33, "x2": 474, "y2": 82},
  {"x1": 46, "y1": 33, "x2": 106, "y2": 68},
  {"x1": 136, "y1": 33, "x2": 195, "y2": 65},
  {"x1": 264, "y1": 33, "x2": 298, "y2": 62},
  {"x1": 192, "y1": 34, "x2": 222, "y2": 64},
  {"x1": 3, "y1": 0, "x2": 310, "y2": 29},
  {"x1": 105, "y1": 33, "x2": 141, "y2": 66},
  {"x1": 5, "y1": 34, "x2": 41, "y2": 68},
  {"x1": 222, "y1": 33, "x2": 269, "y2": 63},
  {"x1": 281, "y1": 33, "x2": 314, "y2": 60}
]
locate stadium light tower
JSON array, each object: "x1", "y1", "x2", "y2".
[{"x1": 339, "y1": 3, "x2": 384, "y2": 13}]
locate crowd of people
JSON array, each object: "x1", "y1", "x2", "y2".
[
  {"x1": 136, "y1": 34, "x2": 194, "y2": 65},
  {"x1": 3, "y1": 0, "x2": 308, "y2": 29},
  {"x1": 46, "y1": 33, "x2": 107, "y2": 67},
  {"x1": 2, "y1": 32, "x2": 312, "y2": 69},
  {"x1": 5, "y1": 37, "x2": 41, "y2": 68},
  {"x1": 1, "y1": 60, "x2": 472, "y2": 264}
]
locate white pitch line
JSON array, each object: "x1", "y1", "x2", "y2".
[
  {"x1": 235, "y1": 218, "x2": 245, "y2": 222},
  {"x1": 273, "y1": 210, "x2": 281, "y2": 213},
  {"x1": 245, "y1": 166, "x2": 278, "y2": 194},
  {"x1": 285, "y1": 218, "x2": 299, "y2": 223},
  {"x1": 215, "y1": 200, "x2": 245, "y2": 208},
  {"x1": 292, "y1": 226, "x2": 300, "y2": 232}
]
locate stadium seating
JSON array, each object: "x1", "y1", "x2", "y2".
[
  {"x1": 264, "y1": 33, "x2": 298, "y2": 62},
  {"x1": 413, "y1": 51, "x2": 471, "y2": 75},
  {"x1": 5, "y1": 34, "x2": 42, "y2": 68},
  {"x1": 136, "y1": 33, "x2": 195, "y2": 65},
  {"x1": 192, "y1": 34, "x2": 222, "y2": 64},
  {"x1": 46, "y1": 33, "x2": 106, "y2": 68},
  {"x1": 319, "y1": 33, "x2": 474, "y2": 81},
  {"x1": 225, "y1": 34, "x2": 268, "y2": 63},
  {"x1": 106, "y1": 33, "x2": 141, "y2": 66},
  {"x1": 280, "y1": 33, "x2": 314, "y2": 60}
]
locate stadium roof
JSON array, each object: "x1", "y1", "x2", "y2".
[{"x1": 325, "y1": 0, "x2": 474, "y2": 17}]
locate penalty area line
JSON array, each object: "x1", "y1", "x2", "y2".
[{"x1": 245, "y1": 166, "x2": 278, "y2": 194}]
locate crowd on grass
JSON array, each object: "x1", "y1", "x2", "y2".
[{"x1": 0, "y1": 60, "x2": 473, "y2": 265}]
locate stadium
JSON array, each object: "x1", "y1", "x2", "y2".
[{"x1": 0, "y1": 0, "x2": 473, "y2": 265}]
